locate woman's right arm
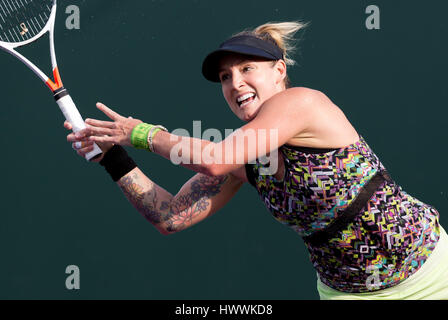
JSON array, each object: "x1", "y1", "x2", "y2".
[
  {"x1": 65, "y1": 120, "x2": 246, "y2": 235},
  {"x1": 116, "y1": 168, "x2": 245, "y2": 235}
]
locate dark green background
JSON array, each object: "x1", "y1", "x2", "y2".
[{"x1": 0, "y1": 0, "x2": 446, "y2": 300}]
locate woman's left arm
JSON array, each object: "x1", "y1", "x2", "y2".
[
  {"x1": 153, "y1": 87, "x2": 318, "y2": 176},
  {"x1": 82, "y1": 88, "x2": 319, "y2": 176}
]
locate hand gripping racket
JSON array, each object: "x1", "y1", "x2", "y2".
[{"x1": 0, "y1": 0, "x2": 102, "y2": 161}]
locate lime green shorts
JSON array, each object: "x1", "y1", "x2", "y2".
[{"x1": 317, "y1": 225, "x2": 448, "y2": 300}]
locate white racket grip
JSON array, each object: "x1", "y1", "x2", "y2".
[{"x1": 56, "y1": 94, "x2": 103, "y2": 161}]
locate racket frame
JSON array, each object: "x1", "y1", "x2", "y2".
[
  {"x1": 0, "y1": 0, "x2": 60, "y2": 89},
  {"x1": 0, "y1": 0, "x2": 102, "y2": 161}
]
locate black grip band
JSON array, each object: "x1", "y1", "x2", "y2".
[
  {"x1": 303, "y1": 171, "x2": 393, "y2": 247},
  {"x1": 53, "y1": 87, "x2": 69, "y2": 101},
  {"x1": 100, "y1": 145, "x2": 137, "y2": 182}
]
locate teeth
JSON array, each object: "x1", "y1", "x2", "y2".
[
  {"x1": 237, "y1": 93, "x2": 255, "y2": 103},
  {"x1": 239, "y1": 99, "x2": 254, "y2": 108}
]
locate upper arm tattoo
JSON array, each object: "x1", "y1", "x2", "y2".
[
  {"x1": 164, "y1": 175, "x2": 228, "y2": 232},
  {"x1": 118, "y1": 172, "x2": 228, "y2": 232}
]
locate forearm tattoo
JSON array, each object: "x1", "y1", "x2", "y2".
[
  {"x1": 118, "y1": 172, "x2": 228, "y2": 232},
  {"x1": 119, "y1": 172, "x2": 168, "y2": 224}
]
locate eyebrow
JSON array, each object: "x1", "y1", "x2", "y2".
[{"x1": 218, "y1": 59, "x2": 251, "y2": 74}]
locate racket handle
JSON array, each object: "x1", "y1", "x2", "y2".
[{"x1": 55, "y1": 93, "x2": 103, "y2": 161}]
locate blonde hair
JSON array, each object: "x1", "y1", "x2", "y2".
[{"x1": 233, "y1": 21, "x2": 309, "y2": 87}]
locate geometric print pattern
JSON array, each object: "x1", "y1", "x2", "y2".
[{"x1": 245, "y1": 135, "x2": 440, "y2": 293}]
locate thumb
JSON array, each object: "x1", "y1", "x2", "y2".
[{"x1": 64, "y1": 121, "x2": 73, "y2": 130}]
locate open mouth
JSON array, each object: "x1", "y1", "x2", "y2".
[{"x1": 236, "y1": 93, "x2": 256, "y2": 108}]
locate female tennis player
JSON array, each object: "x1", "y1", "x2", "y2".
[{"x1": 66, "y1": 22, "x2": 448, "y2": 300}]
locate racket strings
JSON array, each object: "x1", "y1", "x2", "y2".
[{"x1": 0, "y1": 0, "x2": 52, "y2": 44}]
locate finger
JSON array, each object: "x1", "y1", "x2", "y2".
[
  {"x1": 72, "y1": 142, "x2": 81, "y2": 150},
  {"x1": 72, "y1": 141, "x2": 80, "y2": 150},
  {"x1": 85, "y1": 118, "x2": 116, "y2": 129},
  {"x1": 64, "y1": 121, "x2": 72, "y2": 130},
  {"x1": 74, "y1": 128, "x2": 91, "y2": 139},
  {"x1": 77, "y1": 145, "x2": 95, "y2": 158},
  {"x1": 72, "y1": 141, "x2": 94, "y2": 150},
  {"x1": 67, "y1": 133, "x2": 81, "y2": 142},
  {"x1": 96, "y1": 102, "x2": 125, "y2": 121},
  {"x1": 68, "y1": 133, "x2": 90, "y2": 143},
  {"x1": 75, "y1": 126, "x2": 109, "y2": 139},
  {"x1": 89, "y1": 135, "x2": 117, "y2": 144},
  {"x1": 81, "y1": 126, "x2": 115, "y2": 137}
]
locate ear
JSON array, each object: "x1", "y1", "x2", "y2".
[{"x1": 274, "y1": 60, "x2": 287, "y2": 85}]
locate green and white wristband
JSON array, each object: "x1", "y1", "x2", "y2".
[
  {"x1": 131, "y1": 123, "x2": 168, "y2": 152},
  {"x1": 131, "y1": 123, "x2": 152, "y2": 150}
]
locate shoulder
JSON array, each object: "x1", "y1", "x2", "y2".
[
  {"x1": 277, "y1": 87, "x2": 325, "y2": 100},
  {"x1": 264, "y1": 87, "x2": 328, "y2": 111},
  {"x1": 258, "y1": 87, "x2": 328, "y2": 122}
]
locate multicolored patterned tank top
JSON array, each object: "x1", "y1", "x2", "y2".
[{"x1": 245, "y1": 135, "x2": 440, "y2": 293}]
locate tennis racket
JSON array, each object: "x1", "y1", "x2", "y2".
[{"x1": 0, "y1": 0, "x2": 102, "y2": 161}]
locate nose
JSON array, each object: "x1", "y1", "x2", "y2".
[{"x1": 230, "y1": 71, "x2": 245, "y2": 90}]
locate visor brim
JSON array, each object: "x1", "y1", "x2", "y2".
[{"x1": 202, "y1": 45, "x2": 280, "y2": 82}]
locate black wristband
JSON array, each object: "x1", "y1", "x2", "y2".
[{"x1": 99, "y1": 145, "x2": 137, "y2": 182}]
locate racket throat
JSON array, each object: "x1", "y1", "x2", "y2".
[{"x1": 46, "y1": 67, "x2": 64, "y2": 92}]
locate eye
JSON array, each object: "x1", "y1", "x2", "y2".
[
  {"x1": 242, "y1": 65, "x2": 254, "y2": 72},
  {"x1": 220, "y1": 73, "x2": 230, "y2": 82}
]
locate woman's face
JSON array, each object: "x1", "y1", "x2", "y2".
[{"x1": 218, "y1": 54, "x2": 286, "y2": 122}]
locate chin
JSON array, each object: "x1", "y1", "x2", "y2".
[
  {"x1": 245, "y1": 107, "x2": 261, "y2": 121},
  {"x1": 242, "y1": 113, "x2": 256, "y2": 122}
]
